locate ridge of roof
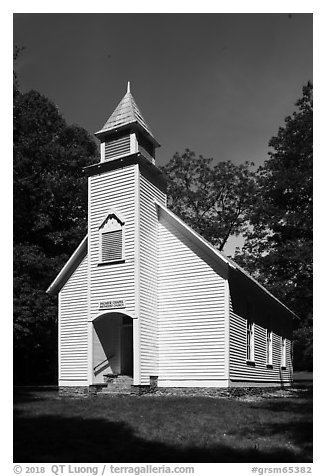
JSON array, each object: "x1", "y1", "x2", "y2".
[
  {"x1": 155, "y1": 201, "x2": 299, "y2": 319},
  {"x1": 95, "y1": 88, "x2": 154, "y2": 138}
]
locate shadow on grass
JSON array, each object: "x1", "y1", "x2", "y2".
[
  {"x1": 252, "y1": 393, "x2": 313, "y2": 415},
  {"x1": 14, "y1": 411, "x2": 311, "y2": 463},
  {"x1": 233, "y1": 420, "x2": 312, "y2": 453},
  {"x1": 13, "y1": 387, "x2": 59, "y2": 405}
]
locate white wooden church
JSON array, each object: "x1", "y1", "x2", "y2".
[{"x1": 47, "y1": 84, "x2": 295, "y2": 394}]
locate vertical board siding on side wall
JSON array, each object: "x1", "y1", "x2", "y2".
[
  {"x1": 229, "y1": 292, "x2": 293, "y2": 384},
  {"x1": 59, "y1": 256, "x2": 88, "y2": 383},
  {"x1": 158, "y1": 219, "x2": 226, "y2": 384},
  {"x1": 139, "y1": 173, "x2": 166, "y2": 385},
  {"x1": 89, "y1": 166, "x2": 136, "y2": 321}
]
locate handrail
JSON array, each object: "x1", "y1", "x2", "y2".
[{"x1": 93, "y1": 355, "x2": 114, "y2": 372}]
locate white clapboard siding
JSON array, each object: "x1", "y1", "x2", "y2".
[
  {"x1": 158, "y1": 219, "x2": 226, "y2": 386},
  {"x1": 138, "y1": 173, "x2": 166, "y2": 384},
  {"x1": 229, "y1": 294, "x2": 293, "y2": 384},
  {"x1": 88, "y1": 165, "x2": 136, "y2": 319},
  {"x1": 59, "y1": 255, "x2": 88, "y2": 383}
]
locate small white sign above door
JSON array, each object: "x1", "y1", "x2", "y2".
[{"x1": 98, "y1": 299, "x2": 126, "y2": 310}]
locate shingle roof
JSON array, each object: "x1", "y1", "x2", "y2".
[{"x1": 95, "y1": 83, "x2": 154, "y2": 138}]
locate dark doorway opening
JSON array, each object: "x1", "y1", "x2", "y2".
[{"x1": 121, "y1": 319, "x2": 133, "y2": 376}]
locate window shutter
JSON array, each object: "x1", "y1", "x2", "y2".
[
  {"x1": 105, "y1": 136, "x2": 130, "y2": 161},
  {"x1": 102, "y1": 230, "x2": 123, "y2": 262}
]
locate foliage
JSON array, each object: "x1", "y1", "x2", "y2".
[
  {"x1": 160, "y1": 150, "x2": 257, "y2": 251},
  {"x1": 13, "y1": 82, "x2": 99, "y2": 383},
  {"x1": 234, "y1": 82, "x2": 313, "y2": 370}
]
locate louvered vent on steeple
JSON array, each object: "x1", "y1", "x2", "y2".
[
  {"x1": 105, "y1": 135, "x2": 130, "y2": 161},
  {"x1": 102, "y1": 229, "x2": 123, "y2": 262},
  {"x1": 99, "y1": 211, "x2": 125, "y2": 264}
]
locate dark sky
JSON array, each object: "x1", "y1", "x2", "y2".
[{"x1": 14, "y1": 13, "x2": 312, "y2": 169}]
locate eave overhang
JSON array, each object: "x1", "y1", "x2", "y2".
[
  {"x1": 155, "y1": 201, "x2": 299, "y2": 320},
  {"x1": 46, "y1": 236, "x2": 87, "y2": 296},
  {"x1": 94, "y1": 121, "x2": 160, "y2": 148},
  {"x1": 83, "y1": 153, "x2": 167, "y2": 194}
]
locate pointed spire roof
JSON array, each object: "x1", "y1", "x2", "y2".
[{"x1": 95, "y1": 82, "x2": 159, "y2": 146}]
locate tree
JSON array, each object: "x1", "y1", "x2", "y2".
[
  {"x1": 234, "y1": 82, "x2": 313, "y2": 370},
  {"x1": 160, "y1": 150, "x2": 257, "y2": 252},
  {"x1": 14, "y1": 82, "x2": 99, "y2": 383}
]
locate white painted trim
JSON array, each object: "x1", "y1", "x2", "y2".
[
  {"x1": 266, "y1": 329, "x2": 273, "y2": 366},
  {"x1": 87, "y1": 176, "x2": 93, "y2": 386},
  {"x1": 281, "y1": 337, "x2": 286, "y2": 368},
  {"x1": 59, "y1": 380, "x2": 88, "y2": 387},
  {"x1": 58, "y1": 292, "x2": 61, "y2": 383},
  {"x1": 245, "y1": 320, "x2": 255, "y2": 364},
  {"x1": 158, "y1": 380, "x2": 229, "y2": 388},
  {"x1": 98, "y1": 208, "x2": 126, "y2": 229},
  {"x1": 133, "y1": 164, "x2": 141, "y2": 385},
  {"x1": 97, "y1": 210, "x2": 126, "y2": 265},
  {"x1": 46, "y1": 236, "x2": 87, "y2": 294},
  {"x1": 245, "y1": 302, "x2": 255, "y2": 364},
  {"x1": 88, "y1": 310, "x2": 136, "y2": 322},
  {"x1": 99, "y1": 224, "x2": 125, "y2": 264},
  {"x1": 98, "y1": 209, "x2": 126, "y2": 264},
  {"x1": 230, "y1": 380, "x2": 292, "y2": 388},
  {"x1": 87, "y1": 321, "x2": 93, "y2": 385},
  {"x1": 252, "y1": 320, "x2": 255, "y2": 362},
  {"x1": 130, "y1": 132, "x2": 138, "y2": 154},
  {"x1": 100, "y1": 142, "x2": 105, "y2": 162},
  {"x1": 224, "y1": 279, "x2": 230, "y2": 384}
]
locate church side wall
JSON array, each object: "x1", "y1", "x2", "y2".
[
  {"x1": 59, "y1": 255, "x2": 88, "y2": 386},
  {"x1": 138, "y1": 172, "x2": 166, "y2": 385},
  {"x1": 228, "y1": 270, "x2": 293, "y2": 386},
  {"x1": 157, "y1": 219, "x2": 227, "y2": 387}
]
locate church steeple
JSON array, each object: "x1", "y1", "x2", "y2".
[{"x1": 95, "y1": 83, "x2": 160, "y2": 164}]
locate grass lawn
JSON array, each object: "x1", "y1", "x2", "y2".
[{"x1": 13, "y1": 387, "x2": 312, "y2": 463}]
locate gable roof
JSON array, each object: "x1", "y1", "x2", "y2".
[
  {"x1": 95, "y1": 83, "x2": 157, "y2": 145},
  {"x1": 156, "y1": 201, "x2": 299, "y2": 319},
  {"x1": 46, "y1": 236, "x2": 87, "y2": 295},
  {"x1": 47, "y1": 202, "x2": 298, "y2": 319}
]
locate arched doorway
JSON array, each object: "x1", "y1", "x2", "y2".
[{"x1": 92, "y1": 312, "x2": 134, "y2": 384}]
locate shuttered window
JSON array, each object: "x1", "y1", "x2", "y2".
[
  {"x1": 101, "y1": 230, "x2": 123, "y2": 262},
  {"x1": 246, "y1": 304, "x2": 254, "y2": 363},
  {"x1": 246, "y1": 320, "x2": 254, "y2": 361}
]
